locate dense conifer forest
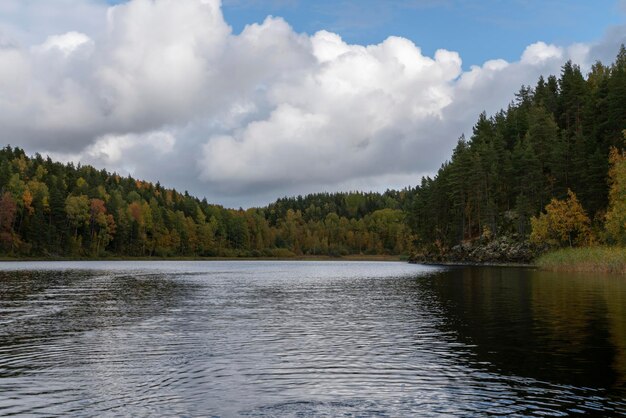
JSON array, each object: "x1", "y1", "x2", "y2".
[
  {"x1": 0, "y1": 47, "x2": 625, "y2": 259},
  {"x1": 408, "y1": 46, "x2": 626, "y2": 256}
]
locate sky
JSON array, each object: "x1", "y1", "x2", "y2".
[{"x1": 0, "y1": 0, "x2": 625, "y2": 208}]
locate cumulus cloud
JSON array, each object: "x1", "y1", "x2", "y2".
[
  {"x1": 0, "y1": 0, "x2": 108, "y2": 47},
  {"x1": 199, "y1": 34, "x2": 463, "y2": 194},
  {"x1": 520, "y1": 41, "x2": 563, "y2": 65},
  {"x1": 35, "y1": 31, "x2": 94, "y2": 56},
  {"x1": 0, "y1": 0, "x2": 624, "y2": 207}
]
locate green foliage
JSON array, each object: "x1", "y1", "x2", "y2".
[
  {"x1": 0, "y1": 148, "x2": 414, "y2": 258},
  {"x1": 408, "y1": 46, "x2": 626, "y2": 254},
  {"x1": 605, "y1": 143, "x2": 626, "y2": 245},
  {"x1": 65, "y1": 195, "x2": 90, "y2": 232},
  {"x1": 0, "y1": 192, "x2": 17, "y2": 253}
]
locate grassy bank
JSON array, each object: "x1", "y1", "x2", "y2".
[{"x1": 536, "y1": 246, "x2": 626, "y2": 274}]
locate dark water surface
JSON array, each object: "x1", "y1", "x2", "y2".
[{"x1": 0, "y1": 261, "x2": 625, "y2": 416}]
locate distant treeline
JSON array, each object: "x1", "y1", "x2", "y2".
[
  {"x1": 1, "y1": 47, "x2": 625, "y2": 259},
  {"x1": 0, "y1": 148, "x2": 413, "y2": 258},
  {"x1": 408, "y1": 46, "x2": 626, "y2": 253}
]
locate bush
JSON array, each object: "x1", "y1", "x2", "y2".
[{"x1": 530, "y1": 190, "x2": 593, "y2": 248}]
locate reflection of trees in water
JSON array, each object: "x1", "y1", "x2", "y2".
[
  {"x1": 529, "y1": 271, "x2": 626, "y2": 389},
  {"x1": 427, "y1": 267, "x2": 626, "y2": 393}
]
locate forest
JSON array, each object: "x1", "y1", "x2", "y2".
[
  {"x1": 408, "y1": 46, "x2": 626, "y2": 257},
  {"x1": 0, "y1": 148, "x2": 414, "y2": 258},
  {"x1": 0, "y1": 46, "x2": 625, "y2": 259}
]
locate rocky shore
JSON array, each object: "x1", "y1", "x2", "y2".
[{"x1": 409, "y1": 236, "x2": 544, "y2": 265}]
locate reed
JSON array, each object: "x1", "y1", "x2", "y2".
[{"x1": 536, "y1": 246, "x2": 626, "y2": 274}]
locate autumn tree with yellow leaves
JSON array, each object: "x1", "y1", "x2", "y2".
[
  {"x1": 530, "y1": 190, "x2": 594, "y2": 248},
  {"x1": 605, "y1": 142, "x2": 626, "y2": 245}
]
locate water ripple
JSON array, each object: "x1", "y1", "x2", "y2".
[{"x1": 0, "y1": 261, "x2": 624, "y2": 416}]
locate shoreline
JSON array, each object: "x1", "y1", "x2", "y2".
[
  {"x1": 0, "y1": 255, "x2": 535, "y2": 269},
  {"x1": 410, "y1": 260, "x2": 536, "y2": 268},
  {"x1": 0, "y1": 254, "x2": 407, "y2": 263}
]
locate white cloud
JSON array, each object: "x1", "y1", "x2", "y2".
[
  {"x1": 0, "y1": 0, "x2": 108, "y2": 47},
  {"x1": 0, "y1": 0, "x2": 623, "y2": 207},
  {"x1": 86, "y1": 131, "x2": 176, "y2": 166},
  {"x1": 49, "y1": 130, "x2": 177, "y2": 178},
  {"x1": 198, "y1": 34, "x2": 463, "y2": 194},
  {"x1": 35, "y1": 31, "x2": 93, "y2": 56},
  {"x1": 0, "y1": 46, "x2": 30, "y2": 95},
  {"x1": 520, "y1": 41, "x2": 563, "y2": 65}
]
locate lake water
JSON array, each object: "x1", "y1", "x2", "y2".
[{"x1": 0, "y1": 261, "x2": 624, "y2": 416}]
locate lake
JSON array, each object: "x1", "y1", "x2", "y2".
[{"x1": 0, "y1": 261, "x2": 624, "y2": 416}]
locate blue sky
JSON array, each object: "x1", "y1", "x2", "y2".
[{"x1": 108, "y1": 0, "x2": 625, "y2": 68}]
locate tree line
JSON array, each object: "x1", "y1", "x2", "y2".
[
  {"x1": 1, "y1": 46, "x2": 625, "y2": 259},
  {"x1": 0, "y1": 148, "x2": 412, "y2": 258},
  {"x1": 407, "y1": 46, "x2": 626, "y2": 254}
]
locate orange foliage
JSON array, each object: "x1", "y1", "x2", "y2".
[
  {"x1": 128, "y1": 201, "x2": 143, "y2": 225},
  {"x1": 90, "y1": 198, "x2": 106, "y2": 218},
  {"x1": 22, "y1": 190, "x2": 34, "y2": 215},
  {"x1": 135, "y1": 180, "x2": 152, "y2": 190}
]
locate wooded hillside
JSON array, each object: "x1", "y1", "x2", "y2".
[
  {"x1": 1, "y1": 47, "x2": 625, "y2": 259},
  {"x1": 0, "y1": 148, "x2": 412, "y2": 258},
  {"x1": 408, "y1": 46, "x2": 626, "y2": 254}
]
